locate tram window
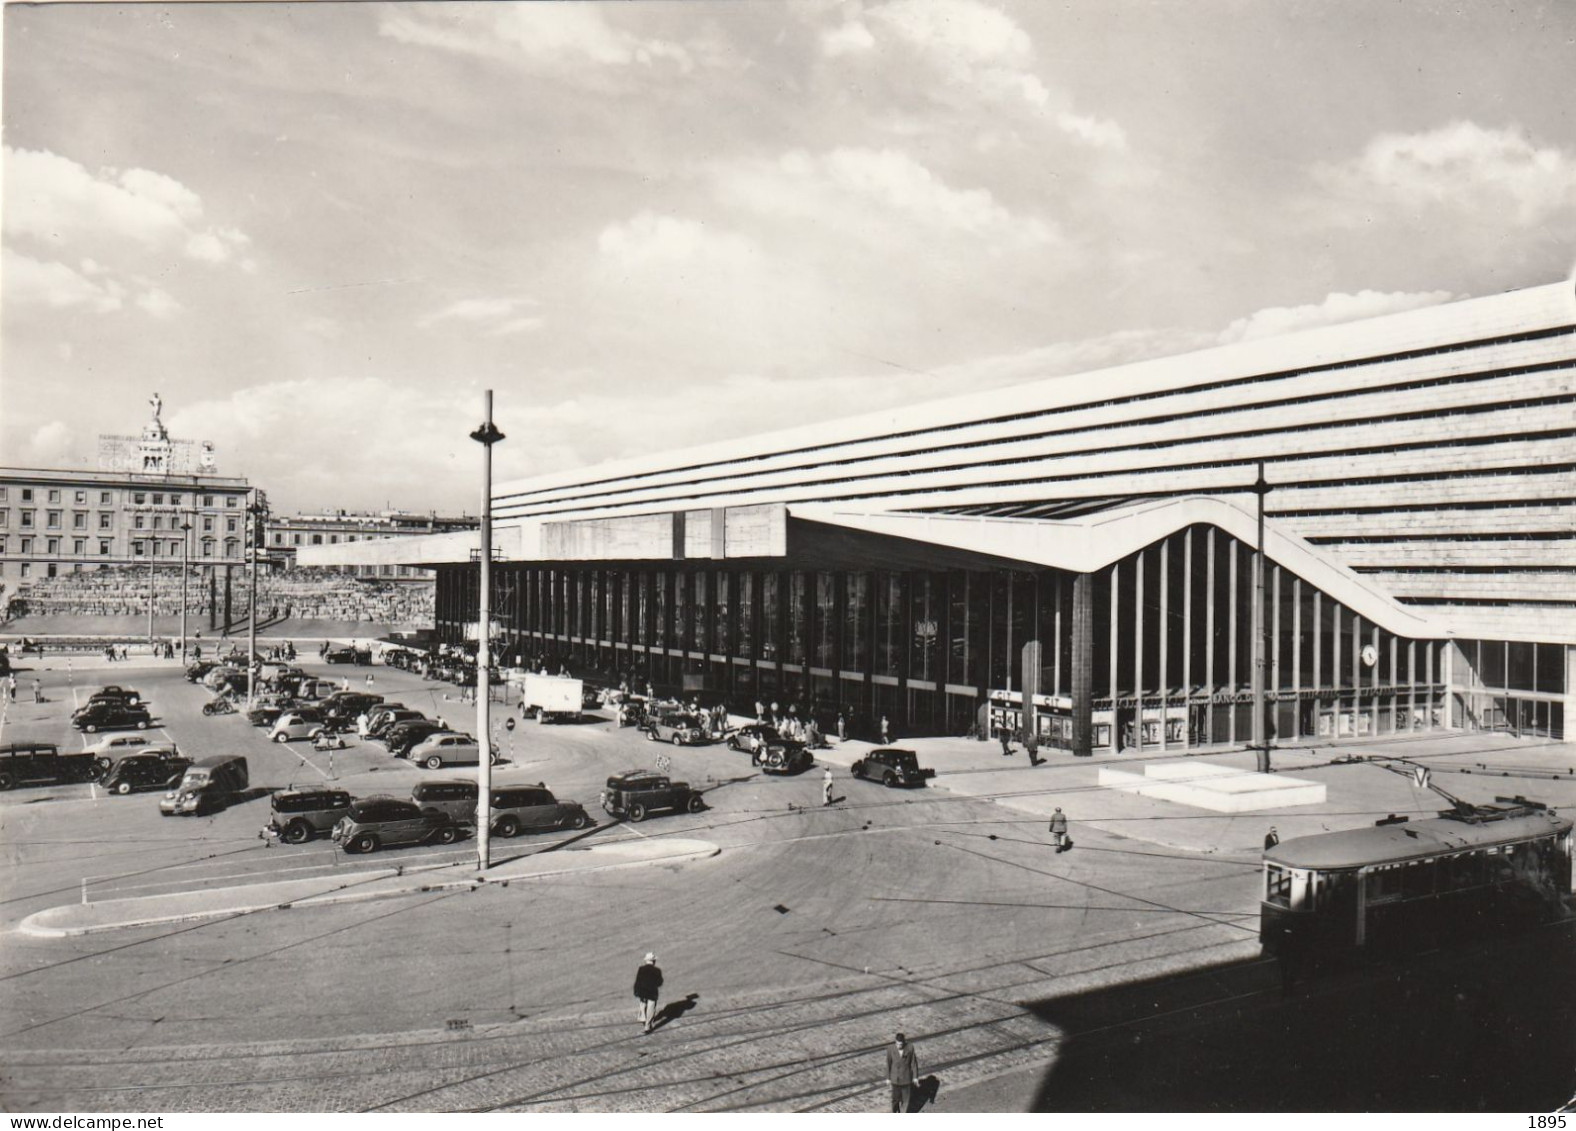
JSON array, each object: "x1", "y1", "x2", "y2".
[
  {"x1": 1486, "y1": 845, "x2": 1517, "y2": 885},
  {"x1": 1265, "y1": 865, "x2": 1292, "y2": 907},
  {"x1": 1441, "y1": 851, "x2": 1486, "y2": 891},
  {"x1": 1368, "y1": 865, "x2": 1404, "y2": 902},
  {"x1": 1402, "y1": 859, "x2": 1437, "y2": 899}
]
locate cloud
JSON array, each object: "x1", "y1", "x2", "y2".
[
  {"x1": 821, "y1": 20, "x2": 876, "y2": 56},
  {"x1": 1317, "y1": 121, "x2": 1576, "y2": 225},
  {"x1": 20, "y1": 421, "x2": 78, "y2": 468},
  {"x1": 3, "y1": 247, "x2": 125, "y2": 312},
  {"x1": 419, "y1": 295, "x2": 544, "y2": 337},
  {"x1": 714, "y1": 147, "x2": 1058, "y2": 246},
  {"x1": 1216, "y1": 289, "x2": 1458, "y2": 344},
  {"x1": 134, "y1": 286, "x2": 182, "y2": 319},
  {"x1": 378, "y1": 3, "x2": 697, "y2": 72},
  {"x1": 1056, "y1": 111, "x2": 1128, "y2": 151},
  {"x1": 3, "y1": 146, "x2": 250, "y2": 263},
  {"x1": 597, "y1": 211, "x2": 758, "y2": 270}
]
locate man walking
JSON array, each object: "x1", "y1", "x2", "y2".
[
  {"x1": 823, "y1": 766, "x2": 835, "y2": 807},
  {"x1": 1049, "y1": 807, "x2": 1069, "y2": 852},
  {"x1": 885, "y1": 1032, "x2": 920, "y2": 1113},
  {"x1": 634, "y1": 952, "x2": 664, "y2": 1034}
]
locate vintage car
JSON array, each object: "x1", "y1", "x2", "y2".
[
  {"x1": 757, "y1": 738, "x2": 814, "y2": 775},
  {"x1": 265, "y1": 788, "x2": 354, "y2": 843},
  {"x1": 407, "y1": 732, "x2": 499, "y2": 770},
  {"x1": 600, "y1": 770, "x2": 705, "y2": 822},
  {"x1": 0, "y1": 742, "x2": 101, "y2": 790},
  {"x1": 727, "y1": 723, "x2": 779, "y2": 755},
  {"x1": 71, "y1": 700, "x2": 153, "y2": 733},
  {"x1": 332, "y1": 797, "x2": 462, "y2": 853},
  {"x1": 850, "y1": 747, "x2": 935, "y2": 788},
  {"x1": 101, "y1": 751, "x2": 192, "y2": 795},
  {"x1": 644, "y1": 709, "x2": 708, "y2": 746},
  {"x1": 490, "y1": 784, "x2": 591, "y2": 837}
]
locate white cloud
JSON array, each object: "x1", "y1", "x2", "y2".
[
  {"x1": 3, "y1": 247, "x2": 125, "y2": 312},
  {"x1": 135, "y1": 286, "x2": 182, "y2": 319},
  {"x1": 1216, "y1": 289, "x2": 1457, "y2": 344},
  {"x1": 21, "y1": 421, "x2": 78, "y2": 468},
  {"x1": 714, "y1": 147, "x2": 1058, "y2": 246},
  {"x1": 821, "y1": 20, "x2": 875, "y2": 56},
  {"x1": 1318, "y1": 122, "x2": 1576, "y2": 225},
  {"x1": 378, "y1": 3, "x2": 695, "y2": 72},
  {"x1": 597, "y1": 211, "x2": 758, "y2": 269},
  {"x1": 419, "y1": 294, "x2": 544, "y2": 336},
  {"x1": 1056, "y1": 111, "x2": 1128, "y2": 151}
]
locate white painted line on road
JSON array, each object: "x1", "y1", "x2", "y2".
[{"x1": 98, "y1": 853, "x2": 468, "y2": 896}]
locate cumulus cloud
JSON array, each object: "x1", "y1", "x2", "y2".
[
  {"x1": 3, "y1": 146, "x2": 250, "y2": 263},
  {"x1": 379, "y1": 3, "x2": 697, "y2": 72},
  {"x1": 1317, "y1": 121, "x2": 1576, "y2": 225},
  {"x1": 420, "y1": 295, "x2": 544, "y2": 337},
  {"x1": 821, "y1": 20, "x2": 876, "y2": 56},
  {"x1": 20, "y1": 421, "x2": 79, "y2": 468},
  {"x1": 597, "y1": 211, "x2": 758, "y2": 269},
  {"x1": 714, "y1": 147, "x2": 1058, "y2": 246},
  {"x1": 3, "y1": 247, "x2": 125, "y2": 312},
  {"x1": 1216, "y1": 289, "x2": 1458, "y2": 344},
  {"x1": 134, "y1": 286, "x2": 182, "y2": 319}
]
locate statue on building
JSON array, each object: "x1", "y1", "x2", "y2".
[{"x1": 150, "y1": 392, "x2": 163, "y2": 425}]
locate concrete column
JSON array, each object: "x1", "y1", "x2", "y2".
[
  {"x1": 1158, "y1": 541, "x2": 1168, "y2": 754},
  {"x1": 1071, "y1": 572, "x2": 1094, "y2": 756},
  {"x1": 1108, "y1": 564, "x2": 1120, "y2": 754}
]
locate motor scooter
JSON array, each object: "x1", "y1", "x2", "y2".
[{"x1": 312, "y1": 728, "x2": 347, "y2": 752}]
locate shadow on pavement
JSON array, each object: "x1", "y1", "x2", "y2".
[
  {"x1": 1023, "y1": 921, "x2": 1576, "y2": 1112},
  {"x1": 652, "y1": 992, "x2": 700, "y2": 1032}
]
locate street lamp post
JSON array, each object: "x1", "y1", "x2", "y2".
[
  {"x1": 179, "y1": 516, "x2": 192, "y2": 658},
  {"x1": 246, "y1": 497, "x2": 262, "y2": 713},
  {"x1": 470, "y1": 391, "x2": 505, "y2": 872},
  {"x1": 146, "y1": 544, "x2": 155, "y2": 648},
  {"x1": 1252, "y1": 462, "x2": 1272, "y2": 773}
]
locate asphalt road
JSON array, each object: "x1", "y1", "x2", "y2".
[{"x1": 2, "y1": 657, "x2": 1568, "y2": 1112}]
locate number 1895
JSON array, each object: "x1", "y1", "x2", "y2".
[{"x1": 1529, "y1": 1117, "x2": 1566, "y2": 1128}]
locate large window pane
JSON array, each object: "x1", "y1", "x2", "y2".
[{"x1": 843, "y1": 572, "x2": 869, "y2": 671}]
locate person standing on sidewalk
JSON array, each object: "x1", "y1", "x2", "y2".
[
  {"x1": 823, "y1": 766, "x2": 835, "y2": 806},
  {"x1": 1049, "y1": 807, "x2": 1069, "y2": 852},
  {"x1": 885, "y1": 1032, "x2": 920, "y2": 1113},
  {"x1": 6, "y1": 674, "x2": 15, "y2": 700},
  {"x1": 634, "y1": 952, "x2": 664, "y2": 1034}
]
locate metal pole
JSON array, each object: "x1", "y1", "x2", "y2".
[
  {"x1": 180, "y1": 518, "x2": 190, "y2": 658},
  {"x1": 470, "y1": 392, "x2": 505, "y2": 872},
  {"x1": 247, "y1": 496, "x2": 258, "y2": 713},
  {"x1": 147, "y1": 549, "x2": 155, "y2": 647},
  {"x1": 1252, "y1": 462, "x2": 1270, "y2": 772}
]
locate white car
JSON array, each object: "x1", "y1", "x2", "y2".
[
  {"x1": 269, "y1": 711, "x2": 327, "y2": 744},
  {"x1": 83, "y1": 733, "x2": 156, "y2": 760},
  {"x1": 407, "y1": 732, "x2": 499, "y2": 770}
]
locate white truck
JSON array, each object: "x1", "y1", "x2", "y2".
[{"x1": 519, "y1": 673, "x2": 584, "y2": 724}]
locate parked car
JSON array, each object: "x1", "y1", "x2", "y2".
[
  {"x1": 367, "y1": 708, "x2": 424, "y2": 739},
  {"x1": 89, "y1": 740, "x2": 180, "y2": 776},
  {"x1": 727, "y1": 724, "x2": 779, "y2": 755},
  {"x1": 203, "y1": 666, "x2": 240, "y2": 690},
  {"x1": 386, "y1": 720, "x2": 450, "y2": 757},
  {"x1": 758, "y1": 739, "x2": 814, "y2": 775},
  {"x1": 0, "y1": 742, "x2": 100, "y2": 790},
  {"x1": 332, "y1": 797, "x2": 462, "y2": 853},
  {"x1": 101, "y1": 751, "x2": 192, "y2": 795},
  {"x1": 408, "y1": 732, "x2": 499, "y2": 770},
  {"x1": 491, "y1": 784, "x2": 590, "y2": 837},
  {"x1": 159, "y1": 755, "x2": 249, "y2": 816},
  {"x1": 644, "y1": 710, "x2": 707, "y2": 746},
  {"x1": 600, "y1": 771, "x2": 704, "y2": 822},
  {"x1": 91, "y1": 685, "x2": 143, "y2": 706},
  {"x1": 850, "y1": 747, "x2": 935, "y2": 788},
  {"x1": 320, "y1": 692, "x2": 384, "y2": 726},
  {"x1": 246, "y1": 699, "x2": 304, "y2": 728},
  {"x1": 324, "y1": 645, "x2": 372, "y2": 665},
  {"x1": 72, "y1": 700, "x2": 153, "y2": 733},
  {"x1": 269, "y1": 709, "x2": 328, "y2": 743},
  {"x1": 185, "y1": 661, "x2": 218, "y2": 683},
  {"x1": 411, "y1": 779, "x2": 477, "y2": 823},
  {"x1": 264, "y1": 788, "x2": 353, "y2": 844},
  {"x1": 83, "y1": 733, "x2": 157, "y2": 761}
]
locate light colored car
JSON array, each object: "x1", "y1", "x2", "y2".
[
  {"x1": 269, "y1": 710, "x2": 327, "y2": 743},
  {"x1": 491, "y1": 785, "x2": 591, "y2": 837},
  {"x1": 407, "y1": 732, "x2": 499, "y2": 770},
  {"x1": 84, "y1": 733, "x2": 157, "y2": 760}
]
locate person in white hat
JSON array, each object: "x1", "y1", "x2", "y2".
[{"x1": 633, "y1": 952, "x2": 664, "y2": 1034}]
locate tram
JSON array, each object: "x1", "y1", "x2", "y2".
[{"x1": 1261, "y1": 796, "x2": 1573, "y2": 957}]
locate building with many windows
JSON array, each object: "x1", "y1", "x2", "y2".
[
  {"x1": 0, "y1": 397, "x2": 253, "y2": 591},
  {"x1": 264, "y1": 510, "x2": 476, "y2": 579},
  {"x1": 300, "y1": 281, "x2": 1576, "y2": 750}
]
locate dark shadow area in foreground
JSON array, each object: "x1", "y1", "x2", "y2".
[{"x1": 1026, "y1": 921, "x2": 1576, "y2": 1112}]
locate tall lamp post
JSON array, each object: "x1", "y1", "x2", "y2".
[
  {"x1": 146, "y1": 538, "x2": 155, "y2": 648},
  {"x1": 246, "y1": 496, "x2": 264, "y2": 712},
  {"x1": 470, "y1": 391, "x2": 505, "y2": 872},
  {"x1": 179, "y1": 516, "x2": 192, "y2": 658},
  {"x1": 1251, "y1": 462, "x2": 1272, "y2": 773}
]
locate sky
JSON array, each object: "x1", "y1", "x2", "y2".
[{"x1": 3, "y1": 0, "x2": 1574, "y2": 515}]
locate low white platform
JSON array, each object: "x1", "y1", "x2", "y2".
[{"x1": 1097, "y1": 761, "x2": 1326, "y2": 812}]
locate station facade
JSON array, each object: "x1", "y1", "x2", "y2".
[{"x1": 310, "y1": 282, "x2": 1576, "y2": 752}]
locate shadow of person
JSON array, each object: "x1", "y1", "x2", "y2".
[
  {"x1": 912, "y1": 1076, "x2": 941, "y2": 1112},
  {"x1": 651, "y1": 993, "x2": 700, "y2": 1031}
]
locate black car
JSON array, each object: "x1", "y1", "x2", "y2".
[
  {"x1": 367, "y1": 707, "x2": 424, "y2": 739},
  {"x1": 332, "y1": 797, "x2": 461, "y2": 853},
  {"x1": 386, "y1": 719, "x2": 450, "y2": 757},
  {"x1": 727, "y1": 723, "x2": 779, "y2": 755},
  {"x1": 246, "y1": 700, "x2": 305, "y2": 728},
  {"x1": 324, "y1": 646, "x2": 372, "y2": 666},
  {"x1": 320, "y1": 692, "x2": 384, "y2": 725},
  {"x1": 72, "y1": 701, "x2": 153, "y2": 733},
  {"x1": 91, "y1": 685, "x2": 143, "y2": 706},
  {"x1": 600, "y1": 771, "x2": 704, "y2": 822},
  {"x1": 0, "y1": 742, "x2": 100, "y2": 790},
  {"x1": 185, "y1": 661, "x2": 218, "y2": 683},
  {"x1": 758, "y1": 739, "x2": 814, "y2": 775},
  {"x1": 102, "y1": 751, "x2": 192, "y2": 795},
  {"x1": 850, "y1": 747, "x2": 935, "y2": 788},
  {"x1": 265, "y1": 788, "x2": 354, "y2": 844}
]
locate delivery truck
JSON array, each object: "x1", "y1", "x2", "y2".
[{"x1": 520, "y1": 673, "x2": 584, "y2": 724}]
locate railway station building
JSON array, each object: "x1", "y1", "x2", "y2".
[{"x1": 302, "y1": 281, "x2": 1576, "y2": 753}]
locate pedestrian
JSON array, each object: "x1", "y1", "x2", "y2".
[
  {"x1": 32, "y1": 679, "x2": 42, "y2": 703},
  {"x1": 1049, "y1": 807, "x2": 1069, "y2": 852},
  {"x1": 999, "y1": 728, "x2": 1013, "y2": 757},
  {"x1": 1025, "y1": 730, "x2": 1040, "y2": 766},
  {"x1": 634, "y1": 952, "x2": 664, "y2": 1034},
  {"x1": 823, "y1": 766, "x2": 834, "y2": 806},
  {"x1": 880, "y1": 715, "x2": 891, "y2": 744},
  {"x1": 1264, "y1": 826, "x2": 1280, "y2": 851},
  {"x1": 885, "y1": 1032, "x2": 920, "y2": 1113},
  {"x1": 837, "y1": 712, "x2": 847, "y2": 741},
  {"x1": 365, "y1": 671, "x2": 375, "y2": 689},
  {"x1": 6, "y1": 674, "x2": 15, "y2": 700}
]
